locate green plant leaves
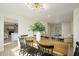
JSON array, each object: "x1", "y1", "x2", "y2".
[{"x1": 29, "y1": 22, "x2": 45, "y2": 32}]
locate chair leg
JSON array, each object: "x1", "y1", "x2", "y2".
[
  {"x1": 23, "y1": 49, "x2": 27, "y2": 56},
  {"x1": 19, "y1": 49, "x2": 22, "y2": 55},
  {"x1": 19, "y1": 49, "x2": 25, "y2": 56},
  {"x1": 23, "y1": 50, "x2": 25, "y2": 56}
]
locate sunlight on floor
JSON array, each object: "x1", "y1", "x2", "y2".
[
  {"x1": 4, "y1": 42, "x2": 13, "y2": 46},
  {"x1": 11, "y1": 47, "x2": 20, "y2": 56},
  {"x1": 0, "y1": 41, "x2": 19, "y2": 56},
  {"x1": 4, "y1": 41, "x2": 20, "y2": 56}
]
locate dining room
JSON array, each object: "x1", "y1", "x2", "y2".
[
  {"x1": 17, "y1": 17, "x2": 73, "y2": 56},
  {"x1": 0, "y1": 3, "x2": 79, "y2": 56}
]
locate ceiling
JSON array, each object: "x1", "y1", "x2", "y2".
[{"x1": 0, "y1": 3, "x2": 79, "y2": 24}]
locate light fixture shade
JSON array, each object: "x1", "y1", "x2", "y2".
[
  {"x1": 31, "y1": 3, "x2": 42, "y2": 10},
  {"x1": 27, "y1": 3, "x2": 46, "y2": 11}
]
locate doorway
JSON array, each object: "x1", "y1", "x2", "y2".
[{"x1": 4, "y1": 22, "x2": 18, "y2": 44}]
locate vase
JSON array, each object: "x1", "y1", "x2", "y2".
[{"x1": 36, "y1": 31, "x2": 41, "y2": 42}]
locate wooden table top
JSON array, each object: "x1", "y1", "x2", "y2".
[
  {"x1": 38, "y1": 39, "x2": 67, "y2": 45},
  {"x1": 38, "y1": 39, "x2": 54, "y2": 45}
]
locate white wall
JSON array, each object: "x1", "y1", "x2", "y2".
[
  {"x1": 54, "y1": 24, "x2": 61, "y2": 35},
  {"x1": 61, "y1": 22, "x2": 73, "y2": 38},
  {"x1": 73, "y1": 8, "x2": 79, "y2": 52},
  {"x1": 0, "y1": 16, "x2": 4, "y2": 51},
  {"x1": 47, "y1": 22, "x2": 72, "y2": 37},
  {"x1": 47, "y1": 23, "x2": 61, "y2": 36},
  {"x1": 47, "y1": 23, "x2": 52, "y2": 36},
  {"x1": 4, "y1": 17, "x2": 18, "y2": 24},
  {"x1": 18, "y1": 17, "x2": 48, "y2": 36}
]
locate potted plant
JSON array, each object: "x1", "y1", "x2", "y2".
[{"x1": 29, "y1": 22, "x2": 45, "y2": 41}]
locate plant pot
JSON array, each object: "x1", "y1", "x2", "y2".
[{"x1": 36, "y1": 31, "x2": 41, "y2": 42}]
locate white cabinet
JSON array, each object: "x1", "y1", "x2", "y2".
[
  {"x1": 11, "y1": 33, "x2": 18, "y2": 41},
  {"x1": 11, "y1": 33, "x2": 20, "y2": 48}
]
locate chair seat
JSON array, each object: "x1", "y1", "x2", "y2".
[{"x1": 26, "y1": 46, "x2": 39, "y2": 56}]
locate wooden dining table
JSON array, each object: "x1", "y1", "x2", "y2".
[
  {"x1": 34, "y1": 39, "x2": 69, "y2": 56},
  {"x1": 24, "y1": 37, "x2": 69, "y2": 56}
]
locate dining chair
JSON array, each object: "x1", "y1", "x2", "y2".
[
  {"x1": 21, "y1": 35, "x2": 28, "y2": 37},
  {"x1": 74, "y1": 41, "x2": 79, "y2": 56},
  {"x1": 19, "y1": 37, "x2": 28, "y2": 56},
  {"x1": 26, "y1": 39, "x2": 33, "y2": 47},
  {"x1": 26, "y1": 45, "x2": 39, "y2": 56},
  {"x1": 25, "y1": 38, "x2": 39, "y2": 56},
  {"x1": 37, "y1": 42, "x2": 54, "y2": 56}
]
